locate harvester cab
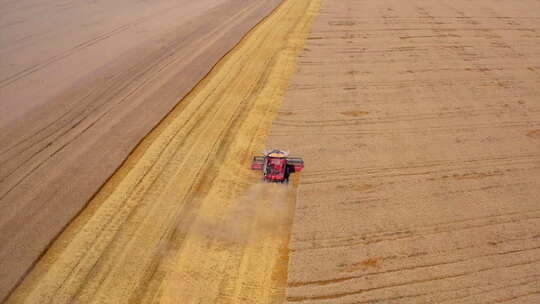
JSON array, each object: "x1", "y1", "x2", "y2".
[{"x1": 251, "y1": 149, "x2": 304, "y2": 183}]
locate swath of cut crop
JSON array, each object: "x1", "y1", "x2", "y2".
[{"x1": 160, "y1": 182, "x2": 297, "y2": 304}]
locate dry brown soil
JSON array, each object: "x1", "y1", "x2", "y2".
[
  {"x1": 0, "y1": 0, "x2": 282, "y2": 301},
  {"x1": 267, "y1": 0, "x2": 540, "y2": 303}
]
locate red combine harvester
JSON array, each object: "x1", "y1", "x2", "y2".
[{"x1": 251, "y1": 149, "x2": 304, "y2": 183}]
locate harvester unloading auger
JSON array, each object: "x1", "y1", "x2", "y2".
[{"x1": 251, "y1": 149, "x2": 304, "y2": 183}]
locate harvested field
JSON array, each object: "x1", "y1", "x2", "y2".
[
  {"x1": 6, "y1": 0, "x2": 319, "y2": 302},
  {"x1": 267, "y1": 0, "x2": 540, "y2": 303},
  {"x1": 0, "y1": 0, "x2": 282, "y2": 300}
]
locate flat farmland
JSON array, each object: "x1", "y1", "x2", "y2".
[
  {"x1": 0, "y1": 0, "x2": 281, "y2": 300},
  {"x1": 268, "y1": 0, "x2": 540, "y2": 303},
  {"x1": 5, "y1": 0, "x2": 319, "y2": 302},
  {"x1": 2, "y1": 0, "x2": 540, "y2": 303}
]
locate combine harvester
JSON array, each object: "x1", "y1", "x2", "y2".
[{"x1": 251, "y1": 149, "x2": 304, "y2": 183}]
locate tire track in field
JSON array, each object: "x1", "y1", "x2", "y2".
[{"x1": 6, "y1": 0, "x2": 320, "y2": 303}]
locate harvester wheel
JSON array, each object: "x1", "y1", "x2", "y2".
[{"x1": 284, "y1": 166, "x2": 291, "y2": 183}]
